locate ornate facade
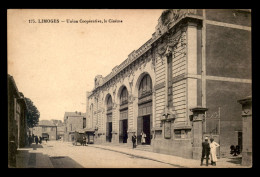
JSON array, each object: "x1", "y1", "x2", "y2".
[{"x1": 86, "y1": 9, "x2": 251, "y2": 159}]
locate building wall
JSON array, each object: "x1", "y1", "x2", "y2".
[
  {"x1": 64, "y1": 116, "x2": 84, "y2": 142},
  {"x1": 206, "y1": 81, "x2": 251, "y2": 157},
  {"x1": 203, "y1": 9, "x2": 251, "y2": 157},
  {"x1": 8, "y1": 83, "x2": 19, "y2": 167},
  {"x1": 206, "y1": 25, "x2": 251, "y2": 79},
  {"x1": 8, "y1": 76, "x2": 28, "y2": 167}
]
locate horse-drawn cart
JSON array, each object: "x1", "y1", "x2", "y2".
[{"x1": 73, "y1": 130, "x2": 86, "y2": 146}]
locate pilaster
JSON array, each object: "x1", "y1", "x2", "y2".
[
  {"x1": 190, "y1": 107, "x2": 208, "y2": 160},
  {"x1": 238, "y1": 96, "x2": 252, "y2": 167}
]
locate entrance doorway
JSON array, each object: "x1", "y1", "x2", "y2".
[
  {"x1": 106, "y1": 122, "x2": 112, "y2": 142},
  {"x1": 119, "y1": 119, "x2": 128, "y2": 143},
  {"x1": 137, "y1": 115, "x2": 151, "y2": 145},
  {"x1": 142, "y1": 115, "x2": 151, "y2": 145}
]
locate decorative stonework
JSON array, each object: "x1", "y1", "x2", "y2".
[
  {"x1": 128, "y1": 94, "x2": 135, "y2": 103},
  {"x1": 112, "y1": 102, "x2": 117, "y2": 109},
  {"x1": 128, "y1": 72, "x2": 134, "y2": 93},
  {"x1": 154, "y1": 81, "x2": 165, "y2": 90},
  {"x1": 156, "y1": 9, "x2": 197, "y2": 36}
]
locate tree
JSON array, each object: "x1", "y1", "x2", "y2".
[{"x1": 25, "y1": 97, "x2": 40, "y2": 128}]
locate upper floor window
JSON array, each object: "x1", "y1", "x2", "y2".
[
  {"x1": 138, "y1": 74, "x2": 152, "y2": 98},
  {"x1": 107, "y1": 95, "x2": 113, "y2": 111},
  {"x1": 120, "y1": 87, "x2": 128, "y2": 105},
  {"x1": 90, "y1": 104, "x2": 93, "y2": 118},
  {"x1": 83, "y1": 118, "x2": 86, "y2": 128},
  {"x1": 167, "y1": 54, "x2": 173, "y2": 106}
]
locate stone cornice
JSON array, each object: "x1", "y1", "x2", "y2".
[{"x1": 88, "y1": 13, "x2": 202, "y2": 98}]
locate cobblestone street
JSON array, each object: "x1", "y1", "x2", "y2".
[
  {"x1": 15, "y1": 140, "x2": 244, "y2": 168},
  {"x1": 16, "y1": 141, "x2": 177, "y2": 168}
]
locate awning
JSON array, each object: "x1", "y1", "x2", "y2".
[{"x1": 85, "y1": 128, "x2": 95, "y2": 133}]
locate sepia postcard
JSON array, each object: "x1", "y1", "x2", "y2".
[{"x1": 7, "y1": 9, "x2": 252, "y2": 168}]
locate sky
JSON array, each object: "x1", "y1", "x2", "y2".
[{"x1": 8, "y1": 9, "x2": 164, "y2": 121}]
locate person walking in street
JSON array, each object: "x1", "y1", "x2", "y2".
[
  {"x1": 39, "y1": 136, "x2": 42, "y2": 144},
  {"x1": 32, "y1": 134, "x2": 35, "y2": 143},
  {"x1": 35, "y1": 136, "x2": 39, "y2": 145},
  {"x1": 141, "y1": 131, "x2": 146, "y2": 145},
  {"x1": 201, "y1": 137, "x2": 210, "y2": 166},
  {"x1": 210, "y1": 137, "x2": 220, "y2": 166},
  {"x1": 82, "y1": 135, "x2": 87, "y2": 146},
  {"x1": 132, "y1": 132, "x2": 137, "y2": 149}
]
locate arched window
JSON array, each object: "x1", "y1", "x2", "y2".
[
  {"x1": 138, "y1": 74, "x2": 152, "y2": 98},
  {"x1": 107, "y1": 95, "x2": 112, "y2": 111},
  {"x1": 120, "y1": 87, "x2": 128, "y2": 105}
]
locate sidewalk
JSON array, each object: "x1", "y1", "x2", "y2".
[
  {"x1": 88, "y1": 143, "x2": 247, "y2": 168},
  {"x1": 16, "y1": 143, "x2": 54, "y2": 168}
]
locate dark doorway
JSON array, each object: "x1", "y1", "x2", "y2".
[
  {"x1": 106, "y1": 122, "x2": 112, "y2": 142},
  {"x1": 123, "y1": 119, "x2": 128, "y2": 143},
  {"x1": 119, "y1": 119, "x2": 128, "y2": 143},
  {"x1": 143, "y1": 115, "x2": 151, "y2": 145},
  {"x1": 238, "y1": 131, "x2": 242, "y2": 151}
]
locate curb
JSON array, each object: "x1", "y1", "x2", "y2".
[{"x1": 89, "y1": 145, "x2": 188, "y2": 168}]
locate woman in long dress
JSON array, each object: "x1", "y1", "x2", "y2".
[
  {"x1": 210, "y1": 138, "x2": 220, "y2": 166},
  {"x1": 141, "y1": 131, "x2": 146, "y2": 145}
]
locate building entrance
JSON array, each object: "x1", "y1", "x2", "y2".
[
  {"x1": 106, "y1": 112, "x2": 112, "y2": 143},
  {"x1": 106, "y1": 122, "x2": 112, "y2": 142},
  {"x1": 142, "y1": 115, "x2": 151, "y2": 145},
  {"x1": 137, "y1": 115, "x2": 152, "y2": 145},
  {"x1": 119, "y1": 119, "x2": 128, "y2": 143}
]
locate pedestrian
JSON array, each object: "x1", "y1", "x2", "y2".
[
  {"x1": 28, "y1": 134, "x2": 32, "y2": 146},
  {"x1": 82, "y1": 135, "x2": 87, "y2": 146},
  {"x1": 141, "y1": 131, "x2": 146, "y2": 145},
  {"x1": 35, "y1": 136, "x2": 39, "y2": 145},
  {"x1": 201, "y1": 137, "x2": 210, "y2": 166},
  {"x1": 45, "y1": 137, "x2": 48, "y2": 143},
  {"x1": 132, "y1": 132, "x2": 137, "y2": 149},
  {"x1": 39, "y1": 136, "x2": 42, "y2": 144},
  {"x1": 210, "y1": 138, "x2": 220, "y2": 166}
]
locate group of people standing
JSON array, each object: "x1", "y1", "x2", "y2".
[
  {"x1": 201, "y1": 137, "x2": 220, "y2": 166},
  {"x1": 28, "y1": 134, "x2": 48, "y2": 146},
  {"x1": 132, "y1": 131, "x2": 220, "y2": 167},
  {"x1": 131, "y1": 131, "x2": 147, "y2": 149}
]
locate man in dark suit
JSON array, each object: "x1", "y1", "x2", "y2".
[
  {"x1": 132, "y1": 132, "x2": 137, "y2": 149},
  {"x1": 201, "y1": 137, "x2": 210, "y2": 166}
]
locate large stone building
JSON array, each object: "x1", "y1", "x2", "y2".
[
  {"x1": 86, "y1": 9, "x2": 251, "y2": 159},
  {"x1": 63, "y1": 112, "x2": 86, "y2": 142},
  {"x1": 8, "y1": 74, "x2": 28, "y2": 167},
  {"x1": 32, "y1": 120, "x2": 57, "y2": 140}
]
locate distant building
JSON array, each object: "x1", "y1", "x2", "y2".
[
  {"x1": 32, "y1": 120, "x2": 57, "y2": 140},
  {"x1": 50, "y1": 119, "x2": 65, "y2": 140},
  {"x1": 86, "y1": 9, "x2": 251, "y2": 159},
  {"x1": 63, "y1": 111, "x2": 86, "y2": 142},
  {"x1": 57, "y1": 125, "x2": 65, "y2": 140},
  {"x1": 8, "y1": 74, "x2": 28, "y2": 167},
  {"x1": 51, "y1": 119, "x2": 63, "y2": 126}
]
